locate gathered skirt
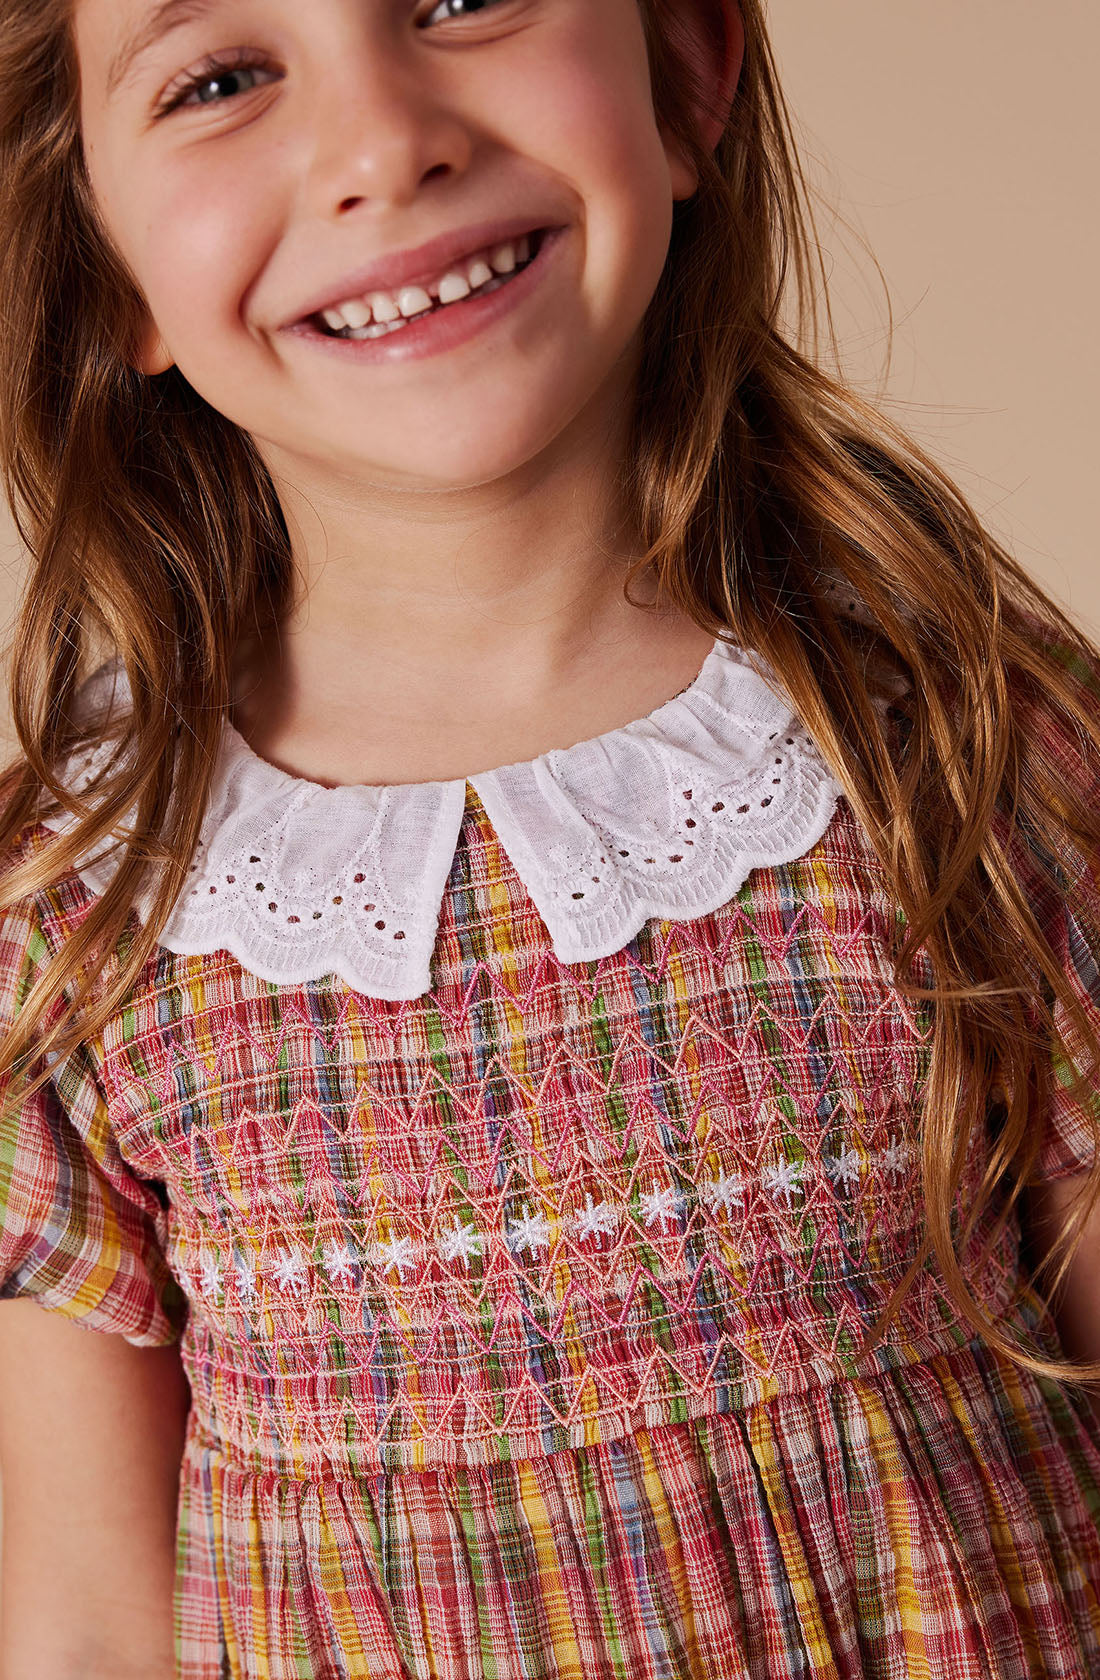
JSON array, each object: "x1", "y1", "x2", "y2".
[{"x1": 173, "y1": 1341, "x2": 1100, "y2": 1679}]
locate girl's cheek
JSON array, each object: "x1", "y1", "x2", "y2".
[
  {"x1": 489, "y1": 0, "x2": 658, "y2": 177},
  {"x1": 136, "y1": 162, "x2": 279, "y2": 331}
]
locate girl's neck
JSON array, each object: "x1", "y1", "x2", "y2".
[
  {"x1": 231, "y1": 571, "x2": 717, "y2": 790},
  {"x1": 233, "y1": 415, "x2": 719, "y2": 789}
]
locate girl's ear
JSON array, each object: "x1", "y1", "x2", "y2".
[
  {"x1": 134, "y1": 314, "x2": 174, "y2": 377},
  {"x1": 663, "y1": 0, "x2": 746, "y2": 201}
]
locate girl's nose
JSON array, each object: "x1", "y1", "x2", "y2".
[{"x1": 300, "y1": 50, "x2": 476, "y2": 219}]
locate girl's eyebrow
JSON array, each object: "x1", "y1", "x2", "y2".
[{"x1": 106, "y1": 0, "x2": 224, "y2": 95}]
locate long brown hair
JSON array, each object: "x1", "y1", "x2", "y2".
[{"x1": 1, "y1": 0, "x2": 1098, "y2": 1377}]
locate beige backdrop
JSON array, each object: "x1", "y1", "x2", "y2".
[
  {"x1": 766, "y1": 0, "x2": 1098, "y2": 635},
  {"x1": 0, "y1": 0, "x2": 1097, "y2": 713}
]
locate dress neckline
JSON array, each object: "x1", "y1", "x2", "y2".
[
  {"x1": 221, "y1": 633, "x2": 727, "y2": 797},
  {"x1": 45, "y1": 638, "x2": 843, "y2": 1000}
]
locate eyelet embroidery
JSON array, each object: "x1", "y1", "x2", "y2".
[{"x1": 44, "y1": 640, "x2": 843, "y2": 999}]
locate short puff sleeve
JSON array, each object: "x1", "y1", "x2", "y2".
[{"x1": 0, "y1": 870, "x2": 188, "y2": 1345}]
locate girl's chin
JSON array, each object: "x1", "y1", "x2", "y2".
[{"x1": 265, "y1": 419, "x2": 574, "y2": 492}]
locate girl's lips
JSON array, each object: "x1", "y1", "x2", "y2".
[{"x1": 282, "y1": 226, "x2": 568, "y2": 366}]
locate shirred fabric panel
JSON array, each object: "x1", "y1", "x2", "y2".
[
  {"x1": 0, "y1": 863, "x2": 188, "y2": 1345},
  {"x1": 107, "y1": 792, "x2": 994, "y2": 1481}
]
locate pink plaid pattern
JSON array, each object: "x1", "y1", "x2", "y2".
[{"x1": 2, "y1": 635, "x2": 1100, "y2": 1676}]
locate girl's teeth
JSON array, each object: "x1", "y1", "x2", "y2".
[
  {"x1": 397, "y1": 284, "x2": 433, "y2": 319},
  {"x1": 321, "y1": 232, "x2": 542, "y2": 336},
  {"x1": 437, "y1": 269, "x2": 472, "y2": 305},
  {"x1": 369, "y1": 290, "x2": 400, "y2": 323}
]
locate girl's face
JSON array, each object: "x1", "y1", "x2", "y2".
[{"x1": 75, "y1": 0, "x2": 708, "y2": 495}]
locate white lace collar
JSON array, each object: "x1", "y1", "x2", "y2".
[{"x1": 45, "y1": 640, "x2": 842, "y2": 1001}]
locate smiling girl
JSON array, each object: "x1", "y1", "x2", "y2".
[{"x1": 0, "y1": 1, "x2": 1099, "y2": 1677}]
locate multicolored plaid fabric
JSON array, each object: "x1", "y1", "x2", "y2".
[{"x1": 3, "y1": 664, "x2": 1100, "y2": 1676}]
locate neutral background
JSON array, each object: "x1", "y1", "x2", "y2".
[
  {"x1": 767, "y1": 0, "x2": 1098, "y2": 636},
  {"x1": 0, "y1": 0, "x2": 1097, "y2": 689}
]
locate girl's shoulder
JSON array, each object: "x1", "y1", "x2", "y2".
[
  {"x1": 0, "y1": 816, "x2": 100, "y2": 1025},
  {"x1": 0, "y1": 663, "x2": 132, "y2": 1015},
  {"x1": 1003, "y1": 605, "x2": 1100, "y2": 857}
]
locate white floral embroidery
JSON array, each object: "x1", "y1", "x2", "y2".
[
  {"x1": 765, "y1": 1160, "x2": 804, "y2": 1204},
  {"x1": 639, "y1": 1182, "x2": 684, "y2": 1230},
  {"x1": 506, "y1": 1206, "x2": 552, "y2": 1256},
  {"x1": 702, "y1": 1171, "x2": 747, "y2": 1215},
  {"x1": 193, "y1": 1143, "x2": 921, "y2": 1319},
  {"x1": 573, "y1": 1193, "x2": 619, "y2": 1243},
  {"x1": 373, "y1": 1235, "x2": 419, "y2": 1276},
  {"x1": 438, "y1": 1218, "x2": 482, "y2": 1269},
  {"x1": 268, "y1": 1248, "x2": 309, "y2": 1297},
  {"x1": 322, "y1": 1240, "x2": 359, "y2": 1288},
  {"x1": 824, "y1": 1148, "x2": 862, "y2": 1191},
  {"x1": 232, "y1": 1257, "x2": 258, "y2": 1304},
  {"x1": 880, "y1": 1140, "x2": 914, "y2": 1177}
]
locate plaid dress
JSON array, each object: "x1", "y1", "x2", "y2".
[{"x1": 2, "y1": 642, "x2": 1100, "y2": 1679}]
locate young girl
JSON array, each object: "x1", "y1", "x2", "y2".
[{"x1": 1, "y1": 0, "x2": 1099, "y2": 1676}]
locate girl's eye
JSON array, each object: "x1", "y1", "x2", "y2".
[
  {"x1": 157, "y1": 0, "x2": 512, "y2": 116},
  {"x1": 158, "y1": 57, "x2": 280, "y2": 115},
  {"x1": 420, "y1": 0, "x2": 509, "y2": 23},
  {"x1": 189, "y1": 66, "x2": 276, "y2": 105}
]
